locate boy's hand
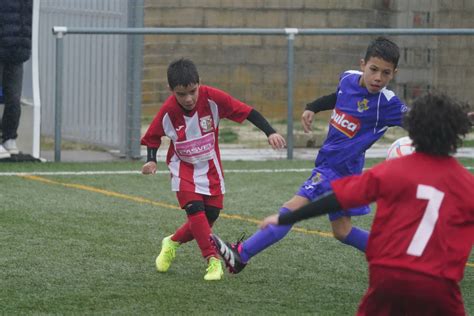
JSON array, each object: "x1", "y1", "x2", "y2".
[
  {"x1": 268, "y1": 133, "x2": 286, "y2": 149},
  {"x1": 260, "y1": 214, "x2": 280, "y2": 229},
  {"x1": 142, "y1": 161, "x2": 157, "y2": 174},
  {"x1": 301, "y1": 110, "x2": 315, "y2": 133}
]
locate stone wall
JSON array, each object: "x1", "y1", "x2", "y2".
[
  {"x1": 142, "y1": 0, "x2": 474, "y2": 117},
  {"x1": 434, "y1": 0, "x2": 474, "y2": 105}
]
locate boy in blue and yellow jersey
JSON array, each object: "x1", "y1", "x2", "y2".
[{"x1": 212, "y1": 37, "x2": 408, "y2": 274}]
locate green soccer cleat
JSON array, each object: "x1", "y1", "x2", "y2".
[
  {"x1": 204, "y1": 257, "x2": 224, "y2": 281},
  {"x1": 155, "y1": 235, "x2": 180, "y2": 272}
]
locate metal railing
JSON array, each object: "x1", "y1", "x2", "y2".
[{"x1": 51, "y1": 27, "x2": 474, "y2": 162}]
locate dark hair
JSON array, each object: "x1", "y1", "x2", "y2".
[
  {"x1": 364, "y1": 36, "x2": 400, "y2": 68},
  {"x1": 167, "y1": 58, "x2": 200, "y2": 89},
  {"x1": 403, "y1": 92, "x2": 471, "y2": 156}
]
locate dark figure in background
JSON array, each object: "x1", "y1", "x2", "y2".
[{"x1": 0, "y1": 0, "x2": 33, "y2": 158}]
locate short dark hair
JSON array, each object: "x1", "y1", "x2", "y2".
[
  {"x1": 167, "y1": 58, "x2": 200, "y2": 89},
  {"x1": 403, "y1": 92, "x2": 471, "y2": 156},
  {"x1": 364, "y1": 36, "x2": 400, "y2": 68}
]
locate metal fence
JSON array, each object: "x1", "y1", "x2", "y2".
[
  {"x1": 39, "y1": 0, "x2": 142, "y2": 160},
  {"x1": 51, "y1": 27, "x2": 474, "y2": 162}
]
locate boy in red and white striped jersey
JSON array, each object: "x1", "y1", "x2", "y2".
[{"x1": 141, "y1": 58, "x2": 285, "y2": 281}]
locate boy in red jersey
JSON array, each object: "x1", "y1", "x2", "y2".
[
  {"x1": 261, "y1": 92, "x2": 473, "y2": 315},
  {"x1": 141, "y1": 58, "x2": 285, "y2": 281}
]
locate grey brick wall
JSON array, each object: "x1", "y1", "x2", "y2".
[{"x1": 142, "y1": 1, "x2": 474, "y2": 118}]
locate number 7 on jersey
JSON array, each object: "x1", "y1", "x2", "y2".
[{"x1": 407, "y1": 184, "x2": 445, "y2": 257}]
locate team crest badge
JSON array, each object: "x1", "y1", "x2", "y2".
[
  {"x1": 311, "y1": 172, "x2": 322, "y2": 184},
  {"x1": 199, "y1": 115, "x2": 213, "y2": 132},
  {"x1": 357, "y1": 98, "x2": 369, "y2": 113}
]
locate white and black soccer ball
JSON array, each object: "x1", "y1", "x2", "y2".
[{"x1": 386, "y1": 136, "x2": 415, "y2": 160}]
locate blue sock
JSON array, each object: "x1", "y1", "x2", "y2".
[
  {"x1": 240, "y1": 207, "x2": 292, "y2": 263},
  {"x1": 342, "y1": 227, "x2": 369, "y2": 252}
]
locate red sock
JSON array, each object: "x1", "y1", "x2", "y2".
[
  {"x1": 172, "y1": 218, "x2": 216, "y2": 244},
  {"x1": 187, "y1": 211, "x2": 217, "y2": 259},
  {"x1": 171, "y1": 222, "x2": 194, "y2": 244}
]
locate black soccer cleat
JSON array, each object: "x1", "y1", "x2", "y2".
[{"x1": 210, "y1": 234, "x2": 247, "y2": 274}]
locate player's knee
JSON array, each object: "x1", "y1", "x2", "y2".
[
  {"x1": 184, "y1": 201, "x2": 205, "y2": 216},
  {"x1": 205, "y1": 206, "x2": 221, "y2": 223}
]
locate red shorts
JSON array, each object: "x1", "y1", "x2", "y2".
[
  {"x1": 357, "y1": 265, "x2": 465, "y2": 316},
  {"x1": 176, "y1": 191, "x2": 223, "y2": 209}
]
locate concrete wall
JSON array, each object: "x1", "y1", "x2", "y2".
[{"x1": 142, "y1": 1, "x2": 474, "y2": 118}]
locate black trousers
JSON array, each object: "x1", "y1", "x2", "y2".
[{"x1": 0, "y1": 62, "x2": 23, "y2": 142}]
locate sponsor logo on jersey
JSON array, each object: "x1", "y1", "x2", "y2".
[
  {"x1": 199, "y1": 115, "x2": 214, "y2": 132},
  {"x1": 330, "y1": 109, "x2": 361, "y2": 138},
  {"x1": 175, "y1": 125, "x2": 185, "y2": 132},
  {"x1": 357, "y1": 98, "x2": 369, "y2": 113},
  {"x1": 174, "y1": 133, "x2": 215, "y2": 164}
]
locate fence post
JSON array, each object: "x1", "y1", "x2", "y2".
[
  {"x1": 53, "y1": 28, "x2": 66, "y2": 162},
  {"x1": 286, "y1": 29, "x2": 297, "y2": 160},
  {"x1": 125, "y1": 0, "x2": 144, "y2": 159}
]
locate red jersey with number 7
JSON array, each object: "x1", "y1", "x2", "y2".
[
  {"x1": 141, "y1": 85, "x2": 252, "y2": 196},
  {"x1": 331, "y1": 152, "x2": 474, "y2": 282}
]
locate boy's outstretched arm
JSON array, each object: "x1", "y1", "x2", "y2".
[
  {"x1": 246, "y1": 109, "x2": 286, "y2": 149},
  {"x1": 260, "y1": 192, "x2": 341, "y2": 228},
  {"x1": 301, "y1": 92, "x2": 337, "y2": 133}
]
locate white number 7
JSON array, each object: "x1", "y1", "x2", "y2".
[{"x1": 407, "y1": 184, "x2": 445, "y2": 256}]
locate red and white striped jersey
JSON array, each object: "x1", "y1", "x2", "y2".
[{"x1": 141, "y1": 85, "x2": 252, "y2": 195}]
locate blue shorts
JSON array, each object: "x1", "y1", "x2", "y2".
[{"x1": 295, "y1": 166, "x2": 370, "y2": 221}]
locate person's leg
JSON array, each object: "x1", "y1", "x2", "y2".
[
  {"x1": 330, "y1": 206, "x2": 370, "y2": 252},
  {"x1": 185, "y1": 201, "x2": 217, "y2": 259},
  {"x1": 171, "y1": 211, "x2": 219, "y2": 244},
  {"x1": 211, "y1": 168, "x2": 329, "y2": 273},
  {"x1": 172, "y1": 195, "x2": 222, "y2": 244},
  {"x1": 237, "y1": 170, "x2": 332, "y2": 263},
  {"x1": 171, "y1": 222, "x2": 194, "y2": 244},
  {"x1": 0, "y1": 64, "x2": 10, "y2": 159},
  {"x1": 1, "y1": 63, "x2": 23, "y2": 142},
  {"x1": 331, "y1": 216, "x2": 369, "y2": 252},
  {"x1": 200, "y1": 195, "x2": 224, "y2": 281},
  {"x1": 156, "y1": 192, "x2": 220, "y2": 273},
  {"x1": 239, "y1": 195, "x2": 309, "y2": 263}
]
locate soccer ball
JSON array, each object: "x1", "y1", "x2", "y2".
[{"x1": 386, "y1": 136, "x2": 415, "y2": 160}]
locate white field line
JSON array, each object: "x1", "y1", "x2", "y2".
[
  {"x1": 0, "y1": 166, "x2": 472, "y2": 176},
  {"x1": 0, "y1": 169, "x2": 312, "y2": 176}
]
